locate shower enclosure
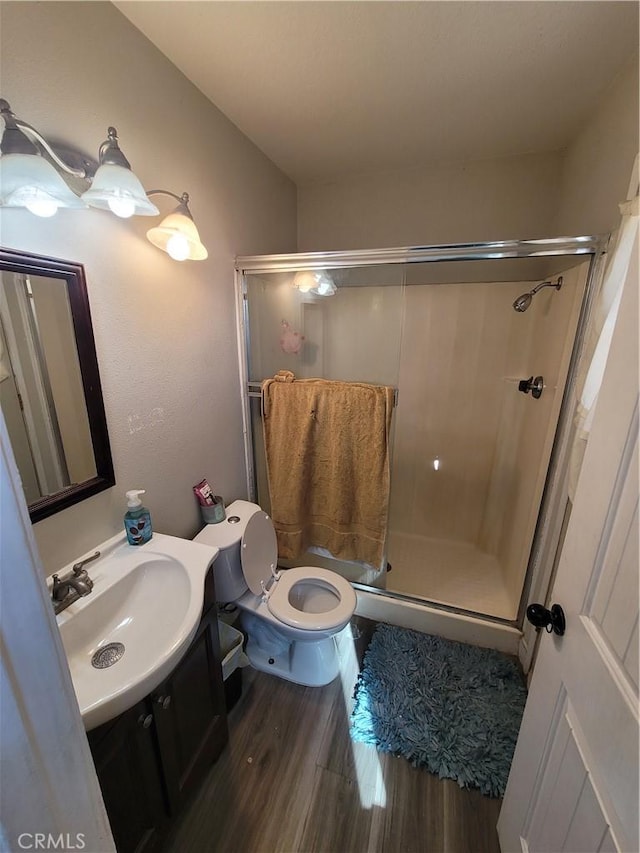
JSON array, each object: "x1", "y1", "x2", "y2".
[{"x1": 235, "y1": 238, "x2": 606, "y2": 628}]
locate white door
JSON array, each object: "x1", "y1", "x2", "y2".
[
  {"x1": 498, "y1": 232, "x2": 639, "y2": 853},
  {"x1": 0, "y1": 410, "x2": 114, "y2": 851}
]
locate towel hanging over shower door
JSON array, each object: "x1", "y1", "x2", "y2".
[{"x1": 262, "y1": 372, "x2": 395, "y2": 569}]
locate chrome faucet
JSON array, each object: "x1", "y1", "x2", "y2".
[{"x1": 51, "y1": 551, "x2": 100, "y2": 615}]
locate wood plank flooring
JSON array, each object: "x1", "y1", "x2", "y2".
[{"x1": 162, "y1": 618, "x2": 502, "y2": 853}]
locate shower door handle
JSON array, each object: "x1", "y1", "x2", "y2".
[{"x1": 518, "y1": 375, "x2": 544, "y2": 399}]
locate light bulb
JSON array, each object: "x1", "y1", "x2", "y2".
[
  {"x1": 25, "y1": 197, "x2": 58, "y2": 217},
  {"x1": 107, "y1": 196, "x2": 136, "y2": 218},
  {"x1": 12, "y1": 187, "x2": 60, "y2": 217},
  {"x1": 293, "y1": 271, "x2": 316, "y2": 292},
  {"x1": 166, "y1": 232, "x2": 190, "y2": 261}
]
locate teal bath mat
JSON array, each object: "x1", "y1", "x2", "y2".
[{"x1": 349, "y1": 624, "x2": 526, "y2": 797}]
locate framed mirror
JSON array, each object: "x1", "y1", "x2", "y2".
[{"x1": 0, "y1": 248, "x2": 114, "y2": 522}]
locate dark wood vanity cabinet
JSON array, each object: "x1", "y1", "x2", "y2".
[
  {"x1": 87, "y1": 573, "x2": 228, "y2": 853},
  {"x1": 151, "y1": 606, "x2": 228, "y2": 814},
  {"x1": 89, "y1": 699, "x2": 168, "y2": 853}
]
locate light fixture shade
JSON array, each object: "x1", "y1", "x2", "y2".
[
  {"x1": 0, "y1": 153, "x2": 87, "y2": 214},
  {"x1": 293, "y1": 269, "x2": 336, "y2": 296},
  {"x1": 293, "y1": 270, "x2": 317, "y2": 292},
  {"x1": 81, "y1": 164, "x2": 159, "y2": 217},
  {"x1": 316, "y1": 275, "x2": 337, "y2": 296},
  {"x1": 147, "y1": 211, "x2": 208, "y2": 261}
]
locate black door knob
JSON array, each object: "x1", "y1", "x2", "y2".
[{"x1": 526, "y1": 602, "x2": 566, "y2": 636}]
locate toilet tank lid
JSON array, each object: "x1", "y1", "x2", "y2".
[
  {"x1": 241, "y1": 511, "x2": 278, "y2": 595},
  {"x1": 193, "y1": 499, "x2": 260, "y2": 550}
]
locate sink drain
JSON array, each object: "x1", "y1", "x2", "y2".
[{"x1": 91, "y1": 642, "x2": 125, "y2": 669}]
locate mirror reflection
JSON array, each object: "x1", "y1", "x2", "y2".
[
  {"x1": 0, "y1": 249, "x2": 114, "y2": 521},
  {"x1": 1, "y1": 270, "x2": 96, "y2": 503}
]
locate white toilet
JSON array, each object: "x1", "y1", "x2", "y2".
[{"x1": 194, "y1": 499, "x2": 357, "y2": 686}]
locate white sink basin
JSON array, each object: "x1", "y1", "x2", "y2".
[{"x1": 53, "y1": 532, "x2": 219, "y2": 731}]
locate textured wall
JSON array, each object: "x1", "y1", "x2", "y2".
[
  {"x1": 556, "y1": 57, "x2": 639, "y2": 237},
  {"x1": 0, "y1": 1, "x2": 297, "y2": 575},
  {"x1": 297, "y1": 52, "x2": 638, "y2": 252},
  {"x1": 297, "y1": 151, "x2": 564, "y2": 251}
]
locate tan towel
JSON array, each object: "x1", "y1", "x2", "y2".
[{"x1": 262, "y1": 375, "x2": 394, "y2": 568}]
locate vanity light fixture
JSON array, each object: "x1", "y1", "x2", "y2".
[
  {"x1": 80, "y1": 127, "x2": 158, "y2": 218},
  {"x1": 146, "y1": 191, "x2": 208, "y2": 261},
  {"x1": 293, "y1": 269, "x2": 336, "y2": 296},
  {"x1": 0, "y1": 99, "x2": 87, "y2": 216},
  {"x1": 0, "y1": 100, "x2": 208, "y2": 261},
  {"x1": 293, "y1": 270, "x2": 316, "y2": 293},
  {"x1": 0, "y1": 99, "x2": 157, "y2": 218}
]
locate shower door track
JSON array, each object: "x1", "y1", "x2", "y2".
[
  {"x1": 236, "y1": 236, "x2": 605, "y2": 272},
  {"x1": 352, "y1": 581, "x2": 518, "y2": 626},
  {"x1": 235, "y1": 235, "x2": 610, "y2": 644}
]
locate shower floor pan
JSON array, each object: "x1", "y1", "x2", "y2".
[{"x1": 385, "y1": 531, "x2": 515, "y2": 621}]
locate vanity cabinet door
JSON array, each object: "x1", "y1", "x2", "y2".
[
  {"x1": 151, "y1": 608, "x2": 228, "y2": 814},
  {"x1": 88, "y1": 699, "x2": 167, "y2": 853}
]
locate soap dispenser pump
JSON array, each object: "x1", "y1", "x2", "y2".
[{"x1": 124, "y1": 489, "x2": 153, "y2": 546}]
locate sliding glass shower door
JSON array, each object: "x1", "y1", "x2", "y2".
[
  {"x1": 385, "y1": 258, "x2": 589, "y2": 620},
  {"x1": 244, "y1": 264, "x2": 406, "y2": 587},
  {"x1": 239, "y1": 245, "x2": 596, "y2": 622}
]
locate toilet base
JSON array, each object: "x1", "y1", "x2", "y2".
[{"x1": 243, "y1": 627, "x2": 342, "y2": 686}]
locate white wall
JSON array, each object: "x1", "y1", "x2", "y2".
[
  {"x1": 298, "y1": 151, "x2": 563, "y2": 251},
  {"x1": 0, "y1": 2, "x2": 297, "y2": 575},
  {"x1": 297, "y1": 54, "x2": 638, "y2": 252},
  {"x1": 556, "y1": 56, "x2": 639, "y2": 236}
]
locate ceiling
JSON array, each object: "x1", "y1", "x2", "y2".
[{"x1": 116, "y1": 1, "x2": 639, "y2": 184}]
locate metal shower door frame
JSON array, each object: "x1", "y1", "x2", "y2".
[{"x1": 234, "y1": 235, "x2": 609, "y2": 642}]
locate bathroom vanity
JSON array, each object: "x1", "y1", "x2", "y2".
[{"x1": 86, "y1": 564, "x2": 227, "y2": 853}]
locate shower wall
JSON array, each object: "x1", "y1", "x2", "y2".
[
  {"x1": 246, "y1": 272, "x2": 404, "y2": 386},
  {"x1": 487, "y1": 262, "x2": 588, "y2": 605},
  {"x1": 389, "y1": 280, "x2": 527, "y2": 543},
  {"x1": 388, "y1": 262, "x2": 588, "y2": 615}
]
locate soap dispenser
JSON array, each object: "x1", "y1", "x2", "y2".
[{"x1": 124, "y1": 489, "x2": 153, "y2": 545}]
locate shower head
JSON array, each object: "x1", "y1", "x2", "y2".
[
  {"x1": 513, "y1": 292, "x2": 533, "y2": 312},
  {"x1": 513, "y1": 276, "x2": 563, "y2": 312}
]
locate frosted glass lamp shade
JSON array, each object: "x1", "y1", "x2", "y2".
[
  {"x1": 0, "y1": 153, "x2": 87, "y2": 215},
  {"x1": 147, "y1": 211, "x2": 208, "y2": 261},
  {"x1": 316, "y1": 276, "x2": 337, "y2": 296},
  {"x1": 293, "y1": 270, "x2": 317, "y2": 292},
  {"x1": 81, "y1": 164, "x2": 159, "y2": 217},
  {"x1": 293, "y1": 269, "x2": 336, "y2": 296}
]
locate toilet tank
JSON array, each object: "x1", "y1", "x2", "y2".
[{"x1": 193, "y1": 500, "x2": 261, "y2": 603}]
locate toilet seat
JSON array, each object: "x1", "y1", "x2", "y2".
[
  {"x1": 239, "y1": 511, "x2": 356, "y2": 632},
  {"x1": 240, "y1": 510, "x2": 279, "y2": 595},
  {"x1": 267, "y1": 566, "x2": 357, "y2": 631}
]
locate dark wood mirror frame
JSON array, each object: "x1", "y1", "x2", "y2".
[{"x1": 0, "y1": 247, "x2": 115, "y2": 522}]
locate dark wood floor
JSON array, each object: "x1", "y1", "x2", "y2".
[{"x1": 162, "y1": 618, "x2": 502, "y2": 853}]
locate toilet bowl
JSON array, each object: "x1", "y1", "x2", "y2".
[{"x1": 194, "y1": 500, "x2": 357, "y2": 686}]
